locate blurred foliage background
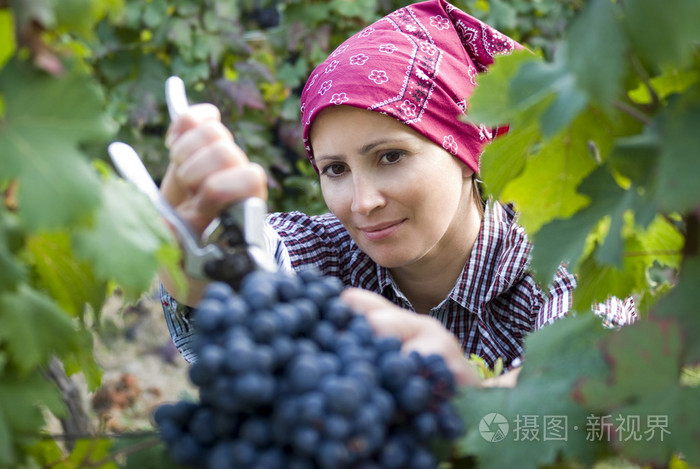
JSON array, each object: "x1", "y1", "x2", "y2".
[{"x1": 78, "y1": 0, "x2": 583, "y2": 214}]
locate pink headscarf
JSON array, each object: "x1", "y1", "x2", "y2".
[{"x1": 300, "y1": 0, "x2": 519, "y2": 174}]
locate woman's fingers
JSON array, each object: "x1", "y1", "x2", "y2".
[
  {"x1": 341, "y1": 288, "x2": 483, "y2": 387},
  {"x1": 165, "y1": 103, "x2": 222, "y2": 148},
  {"x1": 170, "y1": 119, "x2": 236, "y2": 167},
  {"x1": 171, "y1": 163, "x2": 268, "y2": 233},
  {"x1": 160, "y1": 102, "x2": 268, "y2": 234},
  {"x1": 174, "y1": 138, "x2": 247, "y2": 193}
]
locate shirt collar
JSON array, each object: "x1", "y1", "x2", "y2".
[
  {"x1": 453, "y1": 200, "x2": 532, "y2": 315},
  {"x1": 374, "y1": 200, "x2": 532, "y2": 314}
]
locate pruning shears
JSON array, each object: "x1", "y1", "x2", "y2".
[{"x1": 108, "y1": 76, "x2": 275, "y2": 289}]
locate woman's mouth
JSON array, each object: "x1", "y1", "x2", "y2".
[{"x1": 358, "y1": 220, "x2": 405, "y2": 241}]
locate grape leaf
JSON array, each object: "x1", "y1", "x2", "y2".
[
  {"x1": 0, "y1": 211, "x2": 26, "y2": 291},
  {"x1": 624, "y1": 0, "x2": 700, "y2": 67},
  {"x1": 479, "y1": 123, "x2": 537, "y2": 199},
  {"x1": 0, "y1": 57, "x2": 114, "y2": 231},
  {"x1": 73, "y1": 177, "x2": 177, "y2": 300},
  {"x1": 572, "y1": 234, "x2": 648, "y2": 313},
  {"x1": 62, "y1": 329, "x2": 103, "y2": 391},
  {"x1": 607, "y1": 130, "x2": 660, "y2": 188},
  {"x1": 455, "y1": 314, "x2": 612, "y2": 469},
  {"x1": 0, "y1": 285, "x2": 84, "y2": 375},
  {"x1": 467, "y1": 50, "x2": 540, "y2": 128},
  {"x1": 628, "y1": 68, "x2": 700, "y2": 105},
  {"x1": 652, "y1": 256, "x2": 700, "y2": 362},
  {"x1": 0, "y1": 9, "x2": 15, "y2": 70},
  {"x1": 531, "y1": 165, "x2": 644, "y2": 287},
  {"x1": 499, "y1": 110, "x2": 602, "y2": 234},
  {"x1": 0, "y1": 370, "x2": 65, "y2": 466},
  {"x1": 25, "y1": 231, "x2": 107, "y2": 318},
  {"x1": 654, "y1": 88, "x2": 700, "y2": 213},
  {"x1": 576, "y1": 319, "x2": 683, "y2": 410},
  {"x1": 565, "y1": 0, "x2": 626, "y2": 110},
  {"x1": 614, "y1": 386, "x2": 700, "y2": 466},
  {"x1": 511, "y1": 51, "x2": 588, "y2": 137},
  {"x1": 67, "y1": 438, "x2": 117, "y2": 468},
  {"x1": 576, "y1": 319, "x2": 699, "y2": 465},
  {"x1": 635, "y1": 215, "x2": 684, "y2": 271}
]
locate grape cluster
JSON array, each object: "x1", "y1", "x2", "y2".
[{"x1": 154, "y1": 270, "x2": 464, "y2": 469}]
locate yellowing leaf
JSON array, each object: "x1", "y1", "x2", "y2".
[
  {"x1": 0, "y1": 9, "x2": 15, "y2": 70},
  {"x1": 26, "y1": 231, "x2": 107, "y2": 318}
]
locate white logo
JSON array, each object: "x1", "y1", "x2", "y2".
[{"x1": 479, "y1": 413, "x2": 509, "y2": 442}]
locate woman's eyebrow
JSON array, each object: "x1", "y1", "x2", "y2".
[
  {"x1": 315, "y1": 137, "x2": 416, "y2": 162},
  {"x1": 359, "y1": 137, "x2": 415, "y2": 155}
]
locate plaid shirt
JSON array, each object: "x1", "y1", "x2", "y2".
[{"x1": 161, "y1": 201, "x2": 635, "y2": 368}]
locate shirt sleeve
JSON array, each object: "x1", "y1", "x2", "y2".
[
  {"x1": 535, "y1": 264, "x2": 577, "y2": 330},
  {"x1": 160, "y1": 220, "x2": 294, "y2": 363},
  {"x1": 593, "y1": 295, "x2": 638, "y2": 328}
]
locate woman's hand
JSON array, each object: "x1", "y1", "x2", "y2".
[
  {"x1": 341, "y1": 288, "x2": 484, "y2": 388},
  {"x1": 161, "y1": 103, "x2": 268, "y2": 234},
  {"x1": 159, "y1": 104, "x2": 268, "y2": 304}
]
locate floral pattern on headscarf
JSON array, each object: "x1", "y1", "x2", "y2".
[{"x1": 300, "y1": 0, "x2": 520, "y2": 174}]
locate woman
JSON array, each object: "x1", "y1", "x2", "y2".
[{"x1": 159, "y1": 0, "x2": 631, "y2": 387}]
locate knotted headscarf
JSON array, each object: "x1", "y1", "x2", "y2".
[{"x1": 300, "y1": 0, "x2": 520, "y2": 174}]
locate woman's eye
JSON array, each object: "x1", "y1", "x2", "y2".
[
  {"x1": 321, "y1": 163, "x2": 346, "y2": 177},
  {"x1": 380, "y1": 150, "x2": 405, "y2": 164}
]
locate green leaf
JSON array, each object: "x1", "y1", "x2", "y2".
[
  {"x1": 25, "y1": 231, "x2": 107, "y2": 318},
  {"x1": 111, "y1": 435, "x2": 184, "y2": 469},
  {"x1": 628, "y1": 68, "x2": 700, "y2": 105},
  {"x1": 573, "y1": 233, "x2": 648, "y2": 313},
  {"x1": 0, "y1": 9, "x2": 15, "y2": 70},
  {"x1": 0, "y1": 58, "x2": 114, "y2": 231},
  {"x1": 456, "y1": 315, "x2": 611, "y2": 469},
  {"x1": 577, "y1": 319, "x2": 683, "y2": 410},
  {"x1": 67, "y1": 438, "x2": 116, "y2": 468},
  {"x1": 0, "y1": 370, "x2": 65, "y2": 466},
  {"x1": 62, "y1": 329, "x2": 103, "y2": 391},
  {"x1": 22, "y1": 439, "x2": 65, "y2": 468},
  {"x1": 616, "y1": 386, "x2": 700, "y2": 466},
  {"x1": 500, "y1": 109, "x2": 612, "y2": 234},
  {"x1": 624, "y1": 0, "x2": 700, "y2": 67},
  {"x1": 142, "y1": 0, "x2": 168, "y2": 29},
  {"x1": 607, "y1": 129, "x2": 660, "y2": 187},
  {"x1": 654, "y1": 87, "x2": 700, "y2": 213},
  {"x1": 636, "y1": 215, "x2": 684, "y2": 271},
  {"x1": 530, "y1": 166, "x2": 625, "y2": 285},
  {"x1": 0, "y1": 210, "x2": 27, "y2": 291},
  {"x1": 74, "y1": 177, "x2": 176, "y2": 299},
  {"x1": 479, "y1": 123, "x2": 537, "y2": 199},
  {"x1": 0, "y1": 285, "x2": 83, "y2": 375},
  {"x1": 565, "y1": 0, "x2": 626, "y2": 110},
  {"x1": 468, "y1": 50, "x2": 539, "y2": 128},
  {"x1": 511, "y1": 50, "x2": 588, "y2": 136},
  {"x1": 653, "y1": 256, "x2": 700, "y2": 362}
]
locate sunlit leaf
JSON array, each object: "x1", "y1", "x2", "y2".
[{"x1": 25, "y1": 231, "x2": 107, "y2": 318}]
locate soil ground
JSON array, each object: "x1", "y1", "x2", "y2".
[{"x1": 64, "y1": 284, "x2": 196, "y2": 435}]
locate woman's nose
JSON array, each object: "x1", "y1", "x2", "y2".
[{"x1": 350, "y1": 175, "x2": 386, "y2": 216}]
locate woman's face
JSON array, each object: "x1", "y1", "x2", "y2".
[{"x1": 310, "y1": 105, "x2": 477, "y2": 271}]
